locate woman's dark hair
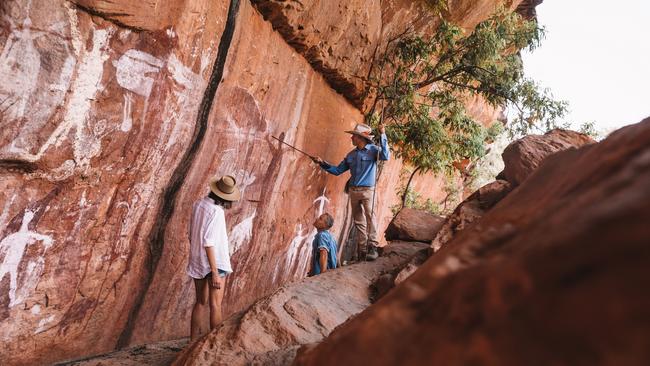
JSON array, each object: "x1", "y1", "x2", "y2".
[{"x1": 208, "y1": 191, "x2": 229, "y2": 206}]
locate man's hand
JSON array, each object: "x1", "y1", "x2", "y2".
[
  {"x1": 210, "y1": 273, "x2": 224, "y2": 289},
  {"x1": 311, "y1": 156, "x2": 324, "y2": 165},
  {"x1": 378, "y1": 124, "x2": 386, "y2": 134}
]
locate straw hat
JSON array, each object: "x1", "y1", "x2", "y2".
[
  {"x1": 209, "y1": 175, "x2": 241, "y2": 201},
  {"x1": 345, "y1": 123, "x2": 374, "y2": 142}
]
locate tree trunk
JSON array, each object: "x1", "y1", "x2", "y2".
[{"x1": 401, "y1": 166, "x2": 422, "y2": 209}]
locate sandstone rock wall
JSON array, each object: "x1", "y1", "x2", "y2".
[
  {"x1": 0, "y1": 0, "x2": 533, "y2": 364},
  {"x1": 1, "y1": 0, "x2": 229, "y2": 363}
]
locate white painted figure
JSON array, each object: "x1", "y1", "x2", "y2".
[{"x1": 0, "y1": 210, "x2": 54, "y2": 307}]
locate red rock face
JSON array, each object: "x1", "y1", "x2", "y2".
[
  {"x1": 0, "y1": 0, "x2": 365, "y2": 363},
  {"x1": 250, "y1": 0, "x2": 527, "y2": 106},
  {"x1": 293, "y1": 118, "x2": 650, "y2": 366},
  {"x1": 0, "y1": 0, "x2": 539, "y2": 364},
  {"x1": 1, "y1": 0, "x2": 229, "y2": 363}
]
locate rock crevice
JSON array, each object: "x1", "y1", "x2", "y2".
[{"x1": 115, "y1": 0, "x2": 242, "y2": 348}]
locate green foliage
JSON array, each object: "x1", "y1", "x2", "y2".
[
  {"x1": 390, "y1": 167, "x2": 442, "y2": 215},
  {"x1": 390, "y1": 186, "x2": 441, "y2": 216},
  {"x1": 366, "y1": 8, "x2": 567, "y2": 177},
  {"x1": 485, "y1": 121, "x2": 505, "y2": 143},
  {"x1": 578, "y1": 121, "x2": 599, "y2": 139},
  {"x1": 424, "y1": 0, "x2": 449, "y2": 14}
]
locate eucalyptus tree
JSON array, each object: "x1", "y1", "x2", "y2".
[{"x1": 366, "y1": 8, "x2": 567, "y2": 206}]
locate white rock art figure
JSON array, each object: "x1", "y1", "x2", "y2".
[
  {"x1": 1, "y1": 3, "x2": 76, "y2": 160},
  {"x1": 121, "y1": 92, "x2": 134, "y2": 132},
  {"x1": 313, "y1": 188, "x2": 330, "y2": 217},
  {"x1": 0, "y1": 17, "x2": 43, "y2": 121},
  {"x1": 112, "y1": 49, "x2": 165, "y2": 98},
  {"x1": 0, "y1": 210, "x2": 54, "y2": 307},
  {"x1": 5, "y1": 27, "x2": 112, "y2": 167},
  {"x1": 229, "y1": 209, "x2": 256, "y2": 256},
  {"x1": 283, "y1": 188, "x2": 332, "y2": 277},
  {"x1": 285, "y1": 223, "x2": 312, "y2": 274}
]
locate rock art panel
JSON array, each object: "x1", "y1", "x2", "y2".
[
  {"x1": 126, "y1": 0, "x2": 366, "y2": 345},
  {"x1": 0, "y1": 0, "x2": 228, "y2": 364}
]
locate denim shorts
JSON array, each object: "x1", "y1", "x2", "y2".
[{"x1": 204, "y1": 269, "x2": 228, "y2": 279}]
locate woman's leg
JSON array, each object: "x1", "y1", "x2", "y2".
[
  {"x1": 208, "y1": 274, "x2": 225, "y2": 329},
  {"x1": 190, "y1": 277, "x2": 209, "y2": 341}
]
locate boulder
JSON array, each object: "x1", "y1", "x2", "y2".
[
  {"x1": 293, "y1": 118, "x2": 650, "y2": 366},
  {"x1": 501, "y1": 129, "x2": 594, "y2": 186},
  {"x1": 172, "y1": 242, "x2": 427, "y2": 366},
  {"x1": 431, "y1": 179, "x2": 512, "y2": 252},
  {"x1": 385, "y1": 208, "x2": 445, "y2": 242}
]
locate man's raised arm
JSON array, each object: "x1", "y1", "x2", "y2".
[{"x1": 311, "y1": 156, "x2": 350, "y2": 176}]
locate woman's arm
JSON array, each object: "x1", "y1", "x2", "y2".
[{"x1": 204, "y1": 246, "x2": 222, "y2": 288}]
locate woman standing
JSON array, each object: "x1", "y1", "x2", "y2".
[{"x1": 187, "y1": 175, "x2": 240, "y2": 340}]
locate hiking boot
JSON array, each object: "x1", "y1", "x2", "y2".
[{"x1": 365, "y1": 246, "x2": 379, "y2": 261}]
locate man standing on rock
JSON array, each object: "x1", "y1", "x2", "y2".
[
  {"x1": 187, "y1": 175, "x2": 240, "y2": 341},
  {"x1": 312, "y1": 123, "x2": 390, "y2": 261}
]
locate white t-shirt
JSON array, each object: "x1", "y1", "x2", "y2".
[{"x1": 187, "y1": 197, "x2": 233, "y2": 279}]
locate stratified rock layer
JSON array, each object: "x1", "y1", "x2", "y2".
[
  {"x1": 173, "y1": 242, "x2": 427, "y2": 366},
  {"x1": 250, "y1": 0, "x2": 527, "y2": 106},
  {"x1": 294, "y1": 118, "x2": 650, "y2": 366}
]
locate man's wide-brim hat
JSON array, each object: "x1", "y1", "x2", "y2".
[
  {"x1": 210, "y1": 175, "x2": 241, "y2": 202},
  {"x1": 345, "y1": 123, "x2": 374, "y2": 141}
]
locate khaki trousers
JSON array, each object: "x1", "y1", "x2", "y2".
[{"x1": 349, "y1": 186, "x2": 379, "y2": 258}]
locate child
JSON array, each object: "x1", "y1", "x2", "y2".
[{"x1": 310, "y1": 213, "x2": 338, "y2": 276}]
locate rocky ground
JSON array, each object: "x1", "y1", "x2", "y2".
[
  {"x1": 55, "y1": 241, "x2": 427, "y2": 365},
  {"x1": 56, "y1": 339, "x2": 189, "y2": 366}
]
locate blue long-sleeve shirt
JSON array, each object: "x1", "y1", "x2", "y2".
[{"x1": 320, "y1": 134, "x2": 390, "y2": 187}]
